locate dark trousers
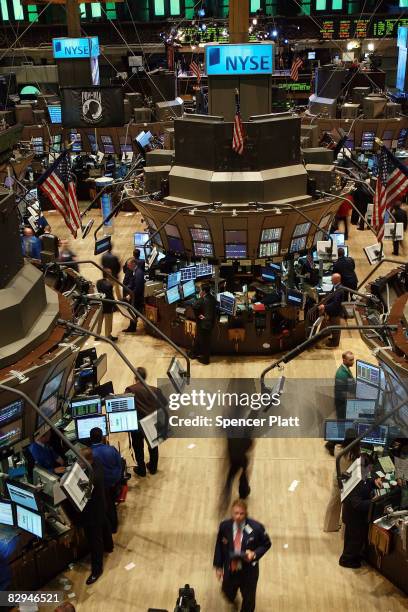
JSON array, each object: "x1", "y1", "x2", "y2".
[
  {"x1": 127, "y1": 299, "x2": 144, "y2": 331},
  {"x1": 193, "y1": 326, "x2": 212, "y2": 363},
  {"x1": 131, "y1": 429, "x2": 158, "y2": 474},
  {"x1": 322, "y1": 315, "x2": 341, "y2": 347},
  {"x1": 223, "y1": 439, "x2": 252, "y2": 503},
  {"x1": 105, "y1": 485, "x2": 119, "y2": 533},
  {"x1": 339, "y1": 521, "x2": 368, "y2": 566},
  {"x1": 85, "y1": 518, "x2": 113, "y2": 576},
  {"x1": 222, "y1": 566, "x2": 259, "y2": 612},
  {"x1": 393, "y1": 240, "x2": 400, "y2": 256}
]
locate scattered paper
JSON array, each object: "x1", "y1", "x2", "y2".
[
  {"x1": 68, "y1": 593, "x2": 76, "y2": 599},
  {"x1": 64, "y1": 585, "x2": 71, "y2": 591},
  {"x1": 288, "y1": 480, "x2": 299, "y2": 492},
  {"x1": 385, "y1": 473, "x2": 392, "y2": 481},
  {"x1": 382, "y1": 482, "x2": 390, "y2": 489},
  {"x1": 124, "y1": 213, "x2": 134, "y2": 217},
  {"x1": 125, "y1": 562, "x2": 136, "y2": 571},
  {"x1": 187, "y1": 444, "x2": 196, "y2": 449},
  {"x1": 376, "y1": 471, "x2": 385, "y2": 478},
  {"x1": 378, "y1": 456, "x2": 395, "y2": 473}
]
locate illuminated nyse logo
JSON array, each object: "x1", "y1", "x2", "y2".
[
  {"x1": 52, "y1": 37, "x2": 100, "y2": 59},
  {"x1": 206, "y1": 43, "x2": 273, "y2": 76}
]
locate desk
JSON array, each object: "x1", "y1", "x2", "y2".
[{"x1": 367, "y1": 527, "x2": 408, "y2": 595}]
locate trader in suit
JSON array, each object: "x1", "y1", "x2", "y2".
[
  {"x1": 123, "y1": 260, "x2": 145, "y2": 333},
  {"x1": 191, "y1": 283, "x2": 217, "y2": 365},
  {"x1": 96, "y1": 268, "x2": 118, "y2": 342},
  {"x1": 125, "y1": 367, "x2": 167, "y2": 477},
  {"x1": 332, "y1": 248, "x2": 358, "y2": 299},
  {"x1": 101, "y1": 243, "x2": 121, "y2": 300},
  {"x1": 318, "y1": 273, "x2": 344, "y2": 347},
  {"x1": 213, "y1": 499, "x2": 271, "y2": 612}
]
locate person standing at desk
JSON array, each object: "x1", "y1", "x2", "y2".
[
  {"x1": 332, "y1": 248, "x2": 358, "y2": 299},
  {"x1": 191, "y1": 283, "x2": 217, "y2": 365},
  {"x1": 90, "y1": 427, "x2": 122, "y2": 533},
  {"x1": 96, "y1": 269, "x2": 118, "y2": 342},
  {"x1": 213, "y1": 499, "x2": 271, "y2": 612},
  {"x1": 101, "y1": 243, "x2": 121, "y2": 300},
  {"x1": 29, "y1": 430, "x2": 65, "y2": 475},
  {"x1": 390, "y1": 201, "x2": 407, "y2": 256},
  {"x1": 318, "y1": 273, "x2": 344, "y2": 348},
  {"x1": 334, "y1": 351, "x2": 355, "y2": 420}
]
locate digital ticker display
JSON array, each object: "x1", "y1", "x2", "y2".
[{"x1": 320, "y1": 17, "x2": 408, "y2": 40}]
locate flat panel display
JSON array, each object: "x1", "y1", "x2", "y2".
[
  {"x1": 108, "y1": 410, "x2": 138, "y2": 433},
  {"x1": 75, "y1": 415, "x2": 107, "y2": 440},
  {"x1": 16, "y1": 505, "x2": 43, "y2": 538},
  {"x1": 205, "y1": 43, "x2": 274, "y2": 76},
  {"x1": 105, "y1": 394, "x2": 135, "y2": 413}
]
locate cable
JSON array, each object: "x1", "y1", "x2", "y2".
[{"x1": 0, "y1": 2, "x2": 53, "y2": 64}]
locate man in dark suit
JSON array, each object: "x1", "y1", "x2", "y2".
[
  {"x1": 391, "y1": 201, "x2": 407, "y2": 256},
  {"x1": 191, "y1": 283, "x2": 217, "y2": 365},
  {"x1": 122, "y1": 259, "x2": 145, "y2": 332},
  {"x1": 318, "y1": 273, "x2": 344, "y2": 347},
  {"x1": 101, "y1": 243, "x2": 121, "y2": 300},
  {"x1": 213, "y1": 499, "x2": 271, "y2": 612},
  {"x1": 96, "y1": 268, "x2": 118, "y2": 341},
  {"x1": 125, "y1": 367, "x2": 167, "y2": 477},
  {"x1": 332, "y1": 248, "x2": 358, "y2": 299}
]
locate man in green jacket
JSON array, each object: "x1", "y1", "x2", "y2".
[{"x1": 326, "y1": 351, "x2": 355, "y2": 454}]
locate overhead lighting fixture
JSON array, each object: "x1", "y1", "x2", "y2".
[
  {"x1": 272, "y1": 29, "x2": 278, "y2": 37},
  {"x1": 367, "y1": 42, "x2": 375, "y2": 52},
  {"x1": 252, "y1": 18, "x2": 257, "y2": 25},
  {"x1": 232, "y1": 209, "x2": 237, "y2": 217},
  {"x1": 273, "y1": 207, "x2": 282, "y2": 215},
  {"x1": 189, "y1": 208, "x2": 197, "y2": 215}
]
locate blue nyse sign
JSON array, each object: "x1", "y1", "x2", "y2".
[
  {"x1": 52, "y1": 37, "x2": 100, "y2": 59},
  {"x1": 205, "y1": 43, "x2": 274, "y2": 76}
]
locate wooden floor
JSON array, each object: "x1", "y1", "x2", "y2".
[{"x1": 45, "y1": 207, "x2": 407, "y2": 611}]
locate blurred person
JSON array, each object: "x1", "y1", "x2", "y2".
[
  {"x1": 122, "y1": 260, "x2": 145, "y2": 333},
  {"x1": 390, "y1": 201, "x2": 407, "y2": 256},
  {"x1": 96, "y1": 268, "x2": 117, "y2": 342},
  {"x1": 191, "y1": 284, "x2": 217, "y2": 365},
  {"x1": 58, "y1": 239, "x2": 79, "y2": 272},
  {"x1": 333, "y1": 194, "x2": 352, "y2": 240},
  {"x1": 28, "y1": 429, "x2": 65, "y2": 475},
  {"x1": 21, "y1": 227, "x2": 41, "y2": 259},
  {"x1": 332, "y1": 248, "x2": 358, "y2": 299},
  {"x1": 318, "y1": 273, "x2": 345, "y2": 348},
  {"x1": 40, "y1": 225, "x2": 59, "y2": 258},
  {"x1": 101, "y1": 243, "x2": 121, "y2": 300},
  {"x1": 90, "y1": 427, "x2": 122, "y2": 533}
]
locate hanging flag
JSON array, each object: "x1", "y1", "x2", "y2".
[
  {"x1": 290, "y1": 57, "x2": 303, "y2": 82},
  {"x1": 37, "y1": 149, "x2": 81, "y2": 238},
  {"x1": 373, "y1": 145, "x2": 408, "y2": 240},
  {"x1": 232, "y1": 90, "x2": 245, "y2": 155},
  {"x1": 190, "y1": 60, "x2": 201, "y2": 83}
]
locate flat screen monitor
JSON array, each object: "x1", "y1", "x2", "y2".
[
  {"x1": 75, "y1": 415, "x2": 107, "y2": 440},
  {"x1": 94, "y1": 236, "x2": 112, "y2": 256},
  {"x1": 308, "y1": 51, "x2": 316, "y2": 60},
  {"x1": 37, "y1": 392, "x2": 59, "y2": 427},
  {"x1": 94, "y1": 381, "x2": 114, "y2": 398},
  {"x1": 324, "y1": 419, "x2": 355, "y2": 442},
  {"x1": 180, "y1": 266, "x2": 196, "y2": 282},
  {"x1": 286, "y1": 289, "x2": 303, "y2": 306},
  {"x1": 382, "y1": 130, "x2": 393, "y2": 148},
  {"x1": 16, "y1": 505, "x2": 43, "y2": 538},
  {"x1": 77, "y1": 347, "x2": 97, "y2": 368},
  {"x1": 356, "y1": 360, "x2": 381, "y2": 386},
  {"x1": 0, "y1": 419, "x2": 23, "y2": 449},
  {"x1": 7, "y1": 481, "x2": 39, "y2": 511},
  {"x1": 166, "y1": 286, "x2": 180, "y2": 305},
  {"x1": 190, "y1": 228, "x2": 211, "y2": 242},
  {"x1": 225, "y1": 244, "x2": 247, "y2": 259},
  {"x1": 119, "y1": 137, "x2": 133, "y2": 153},
  {"x1": 355, "y1": 380, "x2": 379, "y2": 400},
  {"x1": 0, "y1": 400, "x2": 23, "y2": 426},
  {"x1": 71, "y1": 396, "x2": 102, "y2": 418},
  {"x1": 357, "y1": 423, "x2": 388, "y2": 445},
  {"x1": 167, "y1": 357, "x2": 186, "y2": 393},
  {"x1": 268, "y1": 263, "x2": 282, "y2": 273},
  {"x1": 32, "y1": 137, "x2": 44, "y2": 155},
  {"x1": 41, "y1": 371, "x2": 64, "y2": 403},
  {"x1": 0, "y1": 499, "x2": 15, "y2": 527},
  {"x1": 330, "y1": 233, "x2": 345, "y2": 246},
  {"x1": 50, "y1": 134, "x2": 62, "y2": 153},
  {"x1": 345, "y1": 399, "x2": 376, "y2": 420},
  {"x1": 168, "y1": 271, "x2": 181, "y2": 289},
  {"x1": 136, "y1": 130, "x2": 153, "y2": 149},
  {"x1": 342, "y1": 246, "x2": 349, "y2": 256},
  {"x1": 219, "y1": 292, "x2": 236, "y2": 315},
  {"x1": 345, "y1": 136, "x2": 354, "y2": 150},
  {"x1": 101, "y1": 135, "x2": 114, "y2": 154},
  {"x1": 87, "y1": 133, "x2": 98, "y2": 153},
  {"x1": 48, "y1": 105, "x2": 62, "y2": 124},
  {"x1": 105, "y1": 394, "x2": 135, "y2": 413},
  {"x1": 398, "y1": 128, "x2": 408, "y2": 148},
  {"x1": 167, "y1": 237, "x2": 184, "y2": 253},
  {"x1": 196, "y1": 263, "x2": 214, "y2": 278},
  {"x1": 133, "y1": 232, "x2": 150, "y2": 260},
  {"x1": 108, "y1": 410, "x2": 138, "y2": 433},
  {"x1": 361, "y1": 131, "x2": 375, "y2": 151},
  {"x1": 261, "y1": 267, "x2": 276, "y2": 282},
  {"x1": 181, "y1": 280, "x2": 196, "y2": 299},
  {"x1": 70, "y1": 131, "x2": 82, "y2": 152},
  {"x1": 193, "y1": 242, "x2": 213, "y2": 257}
]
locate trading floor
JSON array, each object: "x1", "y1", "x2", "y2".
[{"x1": 43, "y1": 208, "x2": 407, "y2": 611}]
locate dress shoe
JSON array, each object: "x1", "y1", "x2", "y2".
[
  {"x1": 133, "y1": 466, "x2": 146, "y2": 477},
  {"x1": 86, "y1": 572, "x2": 102, "y2": 585},
  {"x1": 339, "y1": 559, "x2": 361, "y2": 568},
  {"x1": 122, "y1": 327, "x2": 136, "y2": 333},
  {"x1": 147, "y1": 462, "x2": 157, "y2": 475},
  {"x1": 198, "y1": 357, "x2": 210, "y2": 365},
  {"x1": 108, "y1": 335, "x2": 118, "y2": 342}
]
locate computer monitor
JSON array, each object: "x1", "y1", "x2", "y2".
[
  {"x1": 70, "y1": 131, "x2": 82, "y2": 152},
  {"x1": 181, "y1": 280, "x2": 196, "y2": 299},
  {"x1": 261, "y1": 267, "x2": 276, "y2": 282},
  {"x1": 135, "y1": 131, "x2": 153, "y2": 149},
  {"x1": 41, "y1": 371, "x2": 64, "y2": 403},
  {"x1": 193, "y1": 243, "x2": 213, "y2": 257},
  {"x1": 330, "y1": 233, "x2": 345, "y2": 246},
  {"x1": 225, "y1": 244, "x2": 247, "y2": 259},
  {"x1": 87, "y1": 133, "x2": 98, "y2": 154},
  {"x1": 16, "y1": 505, "x2": 44, "y2": 538},
  {"x1": 119, "y1": 136, "x2": 133, "y2": 153},
  {"x1": 60, "y1": 461, "x2": 89, "y2": 512},
  {"x1": 361, "y1": 131, "x2": 375, "y2": 151},
  {"x1": 76, "y1": 347, "x2": 97, "y2": 368},
  {"x1": 7, "y1": 481, "x2": 39, "y2": 512},
  {"x1": 308, "y1": 51, "x2": 316, "y2": 60},
  {"x1": 133, "y1": 232, "x2": 149, "y2": 261},
  {"x1": 286, "y1": 289, "x2": 303, "y2": 306},
  {"x1": 167, "y1": 357, "x2": 186, "y2": 393},
  {"x1": 268, "y1": 263, "x2": 282, "y2": 273},
  {"x1": 382, "y1": 130, "x2": 393, "y2": 148},
  {"x1": 219, "y1": 292, "x2": 236, "y2": 316},
  {"x1": 342, "y1": 246, "x2": 349, "y2": 256},
  {"x1": 398, "y1": 128, "x2": 408, "y2": 148},
  {"x1": 324, "y1": 419, "x2": 355, "y2": 442},
  {"x1": 71, "y1": 396, "x2": 102, "y2": 418},
  {"x1": 0, "y1": 400, "x2": 23, "y2": 426},
  {"x1": 105, "y1": 394, "x2": 135, "y2": 413},
  {"x1": 168, "y1": 237, "x2": 184, "y2": 253},
  {"x1": 0, "y1": 419, "x2": 23, "y2": 449},
  {"x1": 355, "y1": 380, "x2": 379, "y2": 400},
  {"x1": 75, "y1": 415, "x2": 107, "y2": 440},
  {"x1": 345, "y1": 399, "x2": 376, "y2": 420},
  {"x1": 94, "y1": 381, "x2": 114, "y2": 398},
  {"x1": 94, "y1": 236, "x2": 112, "y2": 256},
  {"x1": 50, "y1": 134, "x2": 62, "y2": 153},
  {"x1": 32, "y1": 137, "x2": 44, "y2": 155},
  {"x1": 108, "y1": 410, "x2": 138, "y2": 433},
  {"x1": 357, "y1": 423, "x2": 388, "y2": 445},
  {"x1": 0, "y1": 499, "x2": 15, "y2": 527},
  {"x1": 47, "y1": 105, "x2": 62, "y2": 124},
  {"x1": 166, "y1": 286, "x2": 180, "y2": 305},
  {"x1": 356, "y1": 360, "x2": 381, "y2": 386},
  {"x1": 168, "y1": 272, "x2": 181, "y2": 289},
  {"x1": 37, "y1": 392, "x2": 59, "y2": 427},
  {"x1": 101, "y1": 135, "x2": 114, "y2": 154},
  {"x1": 180, "y1": 266, "x2": 197, "y2": 282},
  {"x1": 196, "y1": 263, "x2": 214, "y2": 278}
]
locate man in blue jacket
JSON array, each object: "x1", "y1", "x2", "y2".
[
  {"x1": 213, "y1": 499, "x2": 271, "y2": 612},
  {"x1": 90, "y1": 427, "x2": 122, "y2": 533}
]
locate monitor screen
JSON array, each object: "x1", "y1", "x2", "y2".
[
  {"x1": 7, "y1": 481, "x2": 39, "y2": 511},
  {"x1": 330, "y1": 233, "x2": 345, "y2": 247},
  {"x1": 261, "y1": 228, "x2": 281, "y2": 242},
  {"x1": 168, "y1": 272, "x2": 181, "y2": 289},
  {"x1": 71, "y1": 396, "x2": 102, "y2": 418},
  {"x1": 166, "y1": 286, "x2": 180, "y2": 305},
  {"x1": 94, "y1": 236, "x2": 112, "y2": 256},
  {"x1": 0, "y1": 400, "x2": 23, "y2": 427},
  {"x1": 357, "y1": 423, "x2": 388, "y2": 445},
  {"x1": 290, "y1": 237, "x2": 307, "y2": 253},
  {"x1": 50, "y1": 135, "x2": 62, "y2": 153},
  {"x1": 180, "y1": 266, "x2": 196, "y2": 282},
  {"x1": 108, "y1": 410, "x2": 138, "y2": 433},
  {"x1": 87, "y1": 133, "x2": 98, "y2": 153},
  {"x1": 361, "y1": 131, "x2": 375, "y2": 151},
  {"x1": 120, "y1": 137, "x2": 133, "y2": 153},
  {"x1": 398, "y1": 128, "x2": 408, "y2": 148},
  {"x1": 261, "y1": 267, "x2": 276, "y2": 282},
  {"x1": 105, "y1": 394, "x2": 135, "y2": 413},
  {"x1": 355, "y1": 380, "x2": 379, "y2": 400},
  {"x1": 0, "y1": 499, "x2": 14, "y2": 526},
  {"x1": 48, "y1": 105, "x2": 62, "y2": 124},
  {"x1": 190, "y1": 228, "x2": 211, "y2": 242},
  {"x1": 196, "y1": 263, "x2": 214, "y2": 278},
  {"x1": 0, "y1": 419, "x2": 23, "y2": 448},
  {"x1": 356, "y1": 360, "x2": 381, "y2": 386},
  {"x1": 37, "y1": 392, "x2": 59, "y2": 427},
  {"x1": 308, "y1": 51, "x2": 316, "y2": 60},
  {"x1": 16, "y1": 505, "x2": 43, "y2": 538},
  {"x1": 41, "y1": 371, "x2": 64, "y2": 403},
  {"x1": 167, "y1": 237, "x2": 184, "y2": 253},
  {"x1": 75, "y1": 415, "x2": 107, "y2": 440},
  {"x1": 133, "y1": 233, "x2": 150, "y2": 260},
  {"x1": 136, "y1": 130, "x2": 153, "y2": 149},
  {"x1": 181, "y1": 280, "x2": 196, "y2": 299},
  {"x1": 70, "y1": 131, "x2": 82, "y2": 152},
  {"x1": 287, "y1": 289, "x2": 303, "y2": 306},
  {"x1": 324, "y1": 420, "x2": 355, "y2": 442},
  {"x1": 219, "y1": 292, "x2": 236, "y2": 315},
  {"x1": 345, "y1": 399, "x2": 376, "y2": 420},
  {"x1": 101, "y1": 135, "x2": 114, "y2": 154},
  {"x1": 167, "y1": 357, "x2": 186, "y2": 393},
  {"x1": 32, "y1": 137, "x2": 44, "y2": 155},
  {"x1": 193, "y1": 242, "x2": 214, "y2": 257},
  {"x1": 269, "y1": 263, "x2": 282, "y2": 273},
  {"x1": 225, "y1": 244, "x2": 247, "y2": 259}
]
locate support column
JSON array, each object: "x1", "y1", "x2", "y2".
[{"x1": 229, "y1": 0, "x2": 249, "y2": 44}]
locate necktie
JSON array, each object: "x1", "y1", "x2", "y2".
[{"x1": 231, "y1": 527, "x2": 243, "y2": 571}]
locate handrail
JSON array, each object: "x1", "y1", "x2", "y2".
[{"x1": 357, "y1": 258, "x2": 405, "y2": 291}]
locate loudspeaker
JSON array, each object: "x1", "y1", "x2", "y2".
[
  {"x1": 155, "y1": 99, "x2": 184, "y2": 121},
  {"x1": 363, "y1": 95, "x2": 387, "y2": 118},
  {"x1": 386, "y1": 102, "x2": 401, "y2": 118},
  {"x1": 309, "y1": 95, "x2": 337, "y2": 118}
]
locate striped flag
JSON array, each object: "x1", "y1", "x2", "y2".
[
  {"x1": 232, "y1": 91, "x2": 245, "y2": 155},
  {"x1": 373, "y1": 145, "x2": 408, "y2": 240},
  {"x1": 190, "y1": 60, "x2": 201, "y2": 83},
  {"x1": 290, "y1": 57, "x2": 303, "y2": 82},
  {"x1": 37, "y1": 149, "x2": 81, "y2": 238}
]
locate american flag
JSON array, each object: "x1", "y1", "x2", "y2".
[
  {"x1": 373, "y1": 145, "x2": 408, "y2": 240},
  {"x1": 190, "y1": 60, "x2": 201, "y2": 83},
  {"x1": 232, "y1": 91, "x2": 245, "y2": 155},
  {"x1": 37, "y1": 149, "x2": 81, "y2": 238},
  {"x1": 290, "y1": 57, "x2": 303, "y2": 82}
]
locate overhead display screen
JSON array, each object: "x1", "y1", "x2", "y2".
[
  {"x1": 321, "y1": 17, "x2": 408, "y2": 39},
  {"x1": 52, "y1": 37, "x2": 100, "y2": 59},
  {"x1": 205, "y1": 43, "x2": 274, "y2": 76}
]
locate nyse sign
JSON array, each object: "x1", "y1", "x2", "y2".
[
  {"x1": 52, "y1": 37, "x2": 100, "y2": 59},
  {"x1": 205, "y1": 43, "x2": 274, "y2": 76}
]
